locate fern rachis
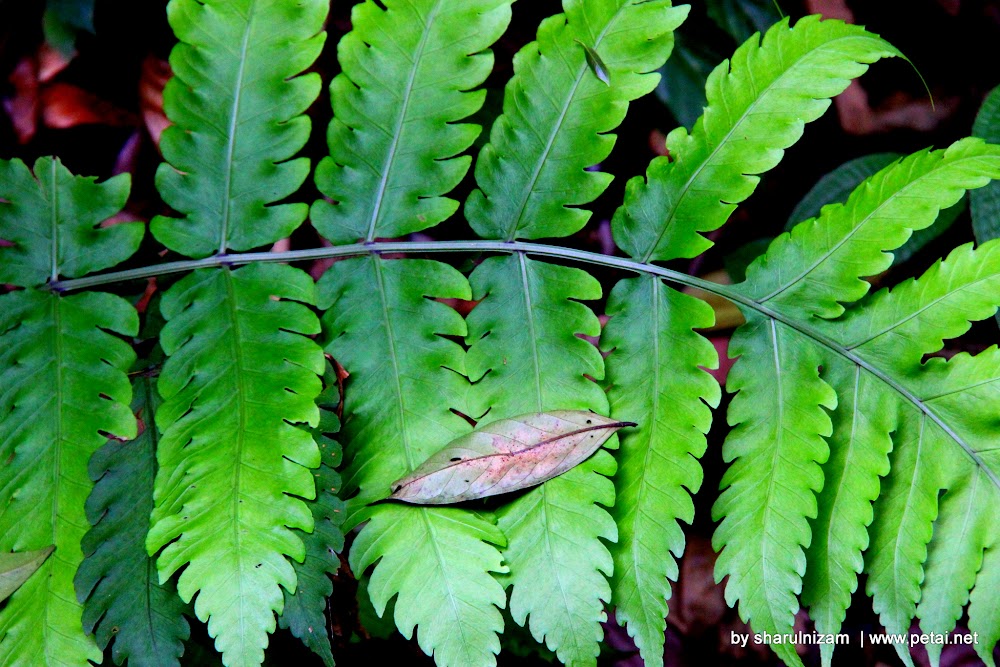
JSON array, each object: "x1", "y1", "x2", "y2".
[{"x1": 2, "y1": 4, "x2": 1000, "y2": 667}]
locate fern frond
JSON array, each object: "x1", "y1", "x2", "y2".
[
  {"x1": 908, "y1": 348, "x2": 1000, "y2": 666},
  {"x1": 313, "y1": 0, "x2": 514, "y2": 244},
  {"x1": 318, "y1": 256, "x2": 508, "y2": 667},
  {"x1": 0, "y1": 156, "x2": 140, "y2": 286},
  {"x1": 969, "y1": 529, "x2": 1000, "y2": 667},
  {"x1": 75, "y1": 373, "x2": 190, "y2": 667},
  {"x1": 799, "y1": 355, "x2": 894, "y2": 667},
  {"x1": 712, "y1": 312, "x2": 837, "y2": 667},
  {"x1": 720, "y1": 140, "x2": 1000, "y2": 667},
  {"x1": 465, "y1": 253, "x2": 614, "y2": 665},
  {"x1": 466, "y1": 0, "x2": 687, "y2": 241},
  {"x1": 146, "y1": 264, "x2": 324, "y2": 667},
  {"x1": 279, "y1": 409, "x2": 345, "y2": 667},
  {"x1": 0, "y1": 289, "x2": 137, "y2": 666},
  {"x1": 860, "y1": 407, "x2": 947, "y2": 667},
  {"x1": 742, "y1": 138, "x2": 1000, "y2": 320},
  {"x1": 827, "y1": 241, "x2": 1000, "y2": 370},
  {"x1": 613, "y1": 15, "x2": 900, "y2": 262},
  {"x1": 151, "y1": 0, "x2": 327, "y2": 257},
  {"x1": 601, "y1": 276, "x2": 719, "y2": 667}
]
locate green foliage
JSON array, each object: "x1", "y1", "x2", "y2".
[
  {"x1": 0, "y1": 290, "x2": 138, "y2": 666},
  {"x1": 314, "y1": 0, "x2": 514, "y2": 245},
  {"x1": 785, "y1": 152, "x2": 966, "y2": 267},
  {"x1": 147, "y1": 264, "x2": 325, "y2": 667},
  {"x1": 279, "y1": 409, "x2": 345, "y2": 667},
  {"x1": 75, "y1": 373, "x2": 190, "y2": 667},
  {"x1": 466, "y1": 0, "x2": 687, "y2": 240},
  {"x1": 972, "y1": 85, "x2": 1000, "y2": 244},
  {"x1": 319, "y1": 256, "x2": 508, "y2": 667},
  {"x1": 467, "y1": 254, "x2": 615, "y2": 666},
  {"x1": 613, "y1": 16, "x2": 901, "y2": 262},
  {"x1": 279, "y1": 466, "x2": 342, "y2": 667},
  {"x1": 4, "y1": 4, "x2": 1000, "y2": 667},
  {"x1": 0, "y1": 157, "x2": 140, "y2": 286},
  {"x1": 602, "y1": 276, "x2": 720, "y2": 667},
  {"x1": 723, "y1": 139, "x2": 1000, "y2": 667},
  {"x1": 151, "y1": 0, "x2": 327, "y2": 257}
]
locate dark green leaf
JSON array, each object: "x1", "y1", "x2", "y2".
[
  {"x1": 75, "y1": 375, "x2": 190, "y2": 667},
  {"x1": 971, "y1": 85, "x2": 1000, "y2": 244}
]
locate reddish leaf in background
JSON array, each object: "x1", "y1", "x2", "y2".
[
  {"x1": 807, "y1": 0, "x2": 959, "y2": 134},
  {"x1": 139, "y1": 55, "x2": 170, "y2": 146},
  {"x1": 41, "y1": 82, "x2": 136, "y2": 130},
  {"x1": 4, "y1": 57, "x2": 40, "y2": 143}
]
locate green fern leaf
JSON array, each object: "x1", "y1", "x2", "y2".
[
  {"x1": 75, "y1": 373, "x2": 190, "y2": 667},
  {"x1": 279, "y1": 410, "x2": 346, "y2": 667},
  {"x1": 969, "y1": 524, "x2": 1000, "y2": 667},
  {"x1": 799, "y1": 355, "x2": 895, "y2": 667},
  {"x1": 318, "y1": 256, "x2": 508, "y2": 667},
  {"x1": 712, "y1": 311, "x2": 837, "y2": 667},
  {"x1": 466, "y1": 0, "x2": 687, "y2": 241},
  {"x1": 721, "y1": 140, "x2": 1000, "y2": 666},
  {"x1": 351, "y1": 504, "x2": 507, "y2": 667},
  {"x1": 0, "y1": 289, "x2": 138, "y2": 666},
  {"x1": 151, "y1": 0, "x2": 327, "y2": 257},
  {"x1": 601, "y1": 276, "x2": 720, "y2": 667},
  {"x1": 920, "y1": 347, "x2": 1000, "y2": 667},
  {"x1": 819, "y1": 243, "x2": 1000, "y2": 666},
  {"x1": 742, "y1": 139, "x2": 1000, "y2": 320},
  {"x1": 313, "y1": 0, "x2": 513, "y2": 244},
  {"x1": 147, "y1": 264, "x2": 324, "y2": 667},
  {"x1": 613, "y1": 15, "x2": 900, "y2": 262},
  {"x1": 0, "y1": 156, "x2": 140, "y2": 286},
  {"x1": 465, "y1": 254, "x2": 614, "y2": 665}
]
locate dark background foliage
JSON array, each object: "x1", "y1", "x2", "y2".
[{"x1": 2, "y1": 1, "x2": 999, "y2": 665}]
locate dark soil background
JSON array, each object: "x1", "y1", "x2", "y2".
[{"x1": 2, "y1": 1, "x2": 999, "y2": 665}]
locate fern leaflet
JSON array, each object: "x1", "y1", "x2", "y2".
[
  {"x1": 146, "y1": 264, "x2": 325, "y2": 667},
  {"x1": 313, "y1": 0, "x2": 514, "y2": 244},
  {"x1": 318, "y1": 257, "x2": 507, "y2": 667},
  {"x1": 151, "y1": 0, "x2": 327, "y2": 257},
  {"x1": 613, "y1": 16, "x2": 901, "y2": 262},
  {"x1": 0, "y1": 290, "x2": 137, "y2": 666},
  {"x1": 466, "y1": 0, "x2": 686, "y2": 240},
  {"x1": 601, "y1": 276, "x2": 720, "y2": 667},
  {"x1": 75, "y1": 373, "x2": 190, "y2": 667}
]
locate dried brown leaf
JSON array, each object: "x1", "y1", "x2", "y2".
[{"x1": 389, "y1": 411, "x2": 635, "y2": 504}]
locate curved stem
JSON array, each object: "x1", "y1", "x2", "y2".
[
  {"x1": 48, "y1": 240, "x2": 726, "y2": 295},
  {"x1": 44, "y1": 238, "x2": 998, "y2": 488}
]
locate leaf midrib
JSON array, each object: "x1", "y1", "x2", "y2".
[
  {"x1": 218, "y1": 0, "x2": 257, "y2": 254},
  {"x1": 365, "y1": 0, "x2": 444, "y2": 243},
  {"x1": 222, "y1": 269, "x2": 249, "y2": 652},
  {"x1": 501, "y1": 6, "x2": 627, "y2": 242},
  {"x1": 373, "y1": 256, "x2": 416, "y2": 471}
]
